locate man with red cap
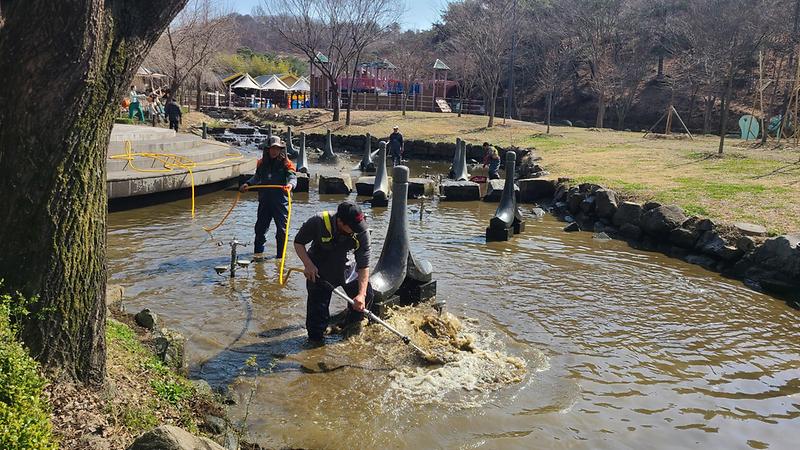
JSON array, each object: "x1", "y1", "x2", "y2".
[{"x1": 294, "y1": 201, "x2": 373, "y2": 345}]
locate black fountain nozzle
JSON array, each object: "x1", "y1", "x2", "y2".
[
  {"x1": 320, "y1": 128, "x2": 337, "y2": 162},
  {"x1": 372, "y1": 141, "x2": 390, "y2": 207},
  {"x1": 451, "y1": 138, "x2": 469, "y2": 181},
  {"x1": 296, "y1": 131, "x2": 309, "y2": 173},
  {"x1": 370, "y1": 165, "x2": 435, "y2": 312},
  {"x1": 432, "y1": 298, "x2": 446, "y2": 316},
  {"x1": 487, "y1": 151, "x2": 525, "y2": 241},
  {"x1": 360, "y1": 132, "x2": 376, "y2": 172}
]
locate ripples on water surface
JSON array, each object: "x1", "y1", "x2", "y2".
[{"x1": 108, "y1": 158, "x2": 800, "y2": 449}]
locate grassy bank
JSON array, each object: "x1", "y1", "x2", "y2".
[
  {"x1": 262, "y1": 109, "x2": 799, "y2": 234},
  {"x1": 46, "y1": 314, "x2": 225, "y2": 448}
]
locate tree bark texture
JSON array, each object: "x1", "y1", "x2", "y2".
[
  {"x1": 331, "y1": 82, "x2": 341, "y2": 121},
  {"x1": 718, "y1": 59, "x2": 736, "y2": 154},
  {"x1": 0, "y1": 0, "x2": 187, "y2": 385},
  {"x1": 596, "y1": 92, "x2": 606, "y2": 128}
]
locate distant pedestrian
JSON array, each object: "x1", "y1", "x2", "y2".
[
  {"x1": 164, "y1": 97, "x2": 182, "y2": 132},
  {"x1": 388, "y1": 125, "x2": 404, "y2": 166},
  {"x1": 128, "y1": 86, "x2": 145, "y2": 122},
  {"x1": 482, "y1": 142, "x2": 501, "y2": 179}
]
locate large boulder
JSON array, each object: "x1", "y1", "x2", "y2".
[
  {"x1": 612, "y1": 202, "x2": 643, "y2": 227},
  {"x1": 594, "y1": 189, "x2": 618, "y2": 219},
  {"x1": 695, "y1": 231, "x2": 742, "y2": 261},
  {"x1": 641, "y1": 205, "x2": 686, "y2": 236},
  {"x1": 128, "y1": 425, "x2": 225, "y2": 450},
  {"x1": 567, "y1": 189, "x2": 585, "y2": 214},
  {"x1": 153, "y1": 328, "x2": 185, "y2": 372},
  {"x1": 734, "y1": 234, "x2": 800, "y2": 297},
  {"x1": 553, "y1": 182, "x2": 570, "y2": 203},
  {"x1": 135, "y1": 309, "x2": 158, "y2": 330},
  {"x1": 580, "y1": 195, "x2": 596, "y2": 215},
  {"x1": 669, "y1": 227, "x2": 700, "y2": 249},
  {"x1": 619, "y1": 223, "x2": 643, "y2": 240}
]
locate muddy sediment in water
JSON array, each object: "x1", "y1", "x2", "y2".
[{"x1": 349, "y1": 304, "x2": 529, "y2": 408}]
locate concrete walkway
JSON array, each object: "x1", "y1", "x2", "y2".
[{"x1": 107, "y1": 125, "x2": 256, "y2": 200}]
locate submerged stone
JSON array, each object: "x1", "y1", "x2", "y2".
[{"x1": 319, "y1": 174, "x2": 352, "y2": 194}]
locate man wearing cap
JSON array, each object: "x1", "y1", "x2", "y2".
[
  {"x1": 388, "y1": 126, "x2": 404, "y2": 166},
  {"x1": 294, "y1": 201, "x2": 373, "y2": 345},
  {"x1": 240, "y1": 136, "x2": 297, "y2": 260}
]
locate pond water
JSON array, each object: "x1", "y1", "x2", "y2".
[{"x1": 107, "y1": 154, "x2": 800, "y2": 449}]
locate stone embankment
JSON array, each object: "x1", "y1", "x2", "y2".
[
  {"x1": 526, "y1": 179, "x2": 799, "y2": 304},
  {"x1": 304, "y1": 132, "x2": 531, "y2": 162}
]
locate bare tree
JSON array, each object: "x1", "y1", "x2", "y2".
[
  {"x1": 444, "y1": 0, "x2": 515, "y2": 128},
  {"x1": 146, "y1": 0, "x2": 233, "y2": 98},
  {"x1": 0, "y1": 0, "x2": 187, "y2": 384},
  {"x1": 342, "y1": 0, "x2": 400, "y2": 125},
  {"x1": 265, "y1": 0, "x2": 398, "y2": 122},
  {"x1": 388, "y1": 30, "x2": 434, "y2": 116},
  {"x1": 685, "y1": 0, "x2": 773, "y2": 153}
]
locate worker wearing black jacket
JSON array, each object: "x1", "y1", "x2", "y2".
[{"x1": 294, "y1": 201, "x2": 373, "y2": 345}]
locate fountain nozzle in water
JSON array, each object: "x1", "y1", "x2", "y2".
[{"x1": 432, "y1": 298, "x2": 446, "y2": 316}]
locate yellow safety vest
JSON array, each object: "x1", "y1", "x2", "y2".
[{"x1": 321, "y1": 211, "x2": 359, "y2": 249}]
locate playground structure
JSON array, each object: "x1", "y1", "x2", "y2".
[{"x1": 309, "y1": 54, "x2": 481, "y2": 114}]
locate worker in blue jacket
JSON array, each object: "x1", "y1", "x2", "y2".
[{"x1": 240, "y1": 136, "x2": 297, "y2": 260}]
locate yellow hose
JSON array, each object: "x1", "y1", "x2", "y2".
[
  {"x1": 204, "y1": 184, "x2": 295, "y2": 285},
  {"x1": 114, "y1": 141, "x2": 298, "y2": 284},
  {"x1": 109, "y1": 140, "x2": 244, "y2": 218}
]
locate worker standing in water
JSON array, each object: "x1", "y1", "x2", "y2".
[
  {"x1": 294, "y1": 201, "x2": 373, "y2": 346},
  {"x1": 388, "y1": 125, "x2": 404, "y2": 166},
  {"x1": 240, "y1": 136, "x2": 297, "y2": 260}
]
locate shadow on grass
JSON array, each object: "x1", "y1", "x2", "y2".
[{"x1": 752, "y1": 160, "x2": 800, "y2": 179}]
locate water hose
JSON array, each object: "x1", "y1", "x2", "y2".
[
  {"x1": 110, "y1": 140, "x2": 244, "y2": 218},
  {"x1": 204, "y1": 185, "x2": 295, "y2": 285}
]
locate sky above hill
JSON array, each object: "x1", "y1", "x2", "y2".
[{"x1": 233, "y1": 0, "x2": 450, "y2": 30}]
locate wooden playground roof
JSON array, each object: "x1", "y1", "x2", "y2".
[{"x1": 433, "y1": 59, "x2": 450, "y2": 70}]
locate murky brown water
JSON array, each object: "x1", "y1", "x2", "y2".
[{"x1": 108, "y1": 155, "x2": 800, "y2": 449}]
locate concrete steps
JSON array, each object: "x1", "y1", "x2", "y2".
[
  {"x1": 108, "y1": 134, "x2": 215, "y2": 154},
  {"x1": 106, "y1": 124, "x2": 256, "y2": 200},
  {"x1": 110, "y1": 124, "x2": 176, "y2": 142},
  {"x1": 107, "y1": 142, "x2": 238, "y2": 172}
]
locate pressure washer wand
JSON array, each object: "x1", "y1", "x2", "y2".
[{"x1": 316, "y1": 278, "x2": 434, "y2": 361}]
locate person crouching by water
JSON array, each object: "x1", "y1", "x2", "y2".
[
  {"x1": 294, "y1": 201, "x2": 373, "y2": 346},
  {"x1": 240, "y1": 136, "x2": 297, "y2": 260},
  {"x1": 482, "y1": 142, "x2": 501, "y2": 179}
]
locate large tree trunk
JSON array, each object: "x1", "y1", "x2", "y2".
[
  {"x1": 718, "y1": 59, "x2": 737, "y2": 154},
  {"x1": 596, "y1": 91, "x2": 606, "y2": 128},
  {"x1": 487, "y1": 90, "x2": 497, "y2": 128},
  {"x1": 0, "y1": 0, "x2": 187, "y2": 385},
  {"x1": 331, "y1": 81, "x2": 341, "y2": 121},
  {"x1": 702, "y1": 96, "x2": 715, "y2": 135},
  {"x1": 546, "y1": 89, "x2": 553, "y2": 134}
]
